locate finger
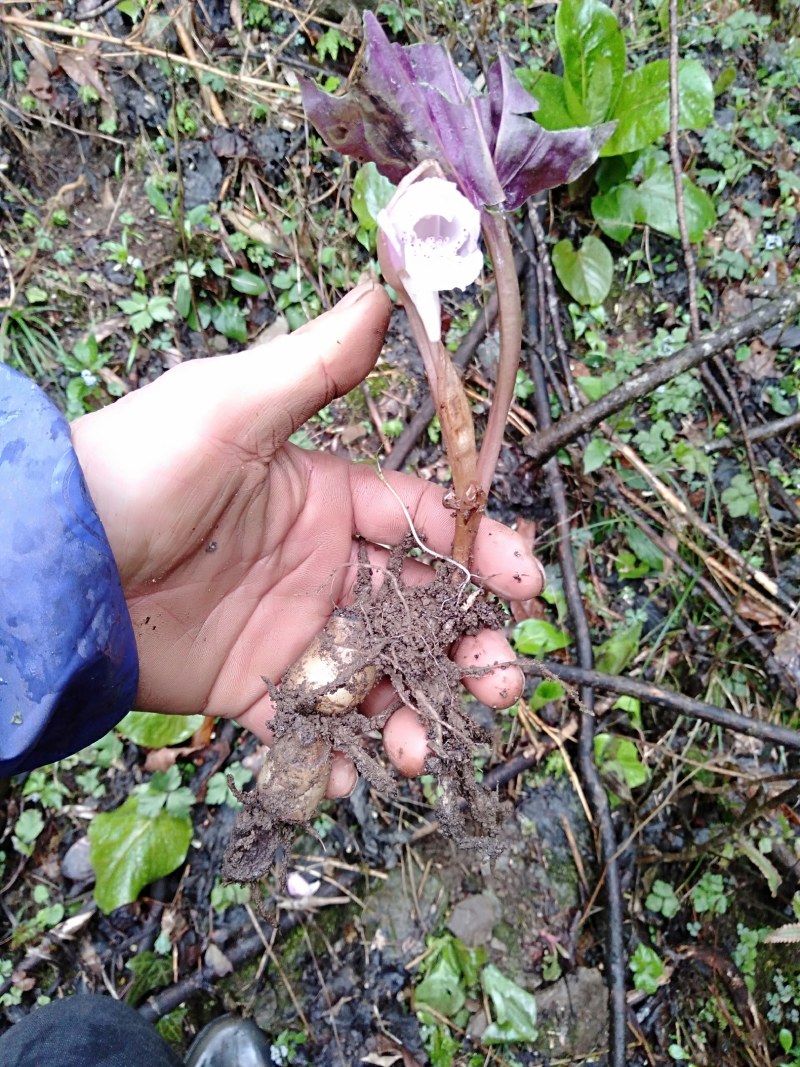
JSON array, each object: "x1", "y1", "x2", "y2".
[
  {"x1": 349, "y1": 465, "x2": 545, "y2": 600},
  {"x1": 382, "y1": 705, "x2": 429, "y2": 777},
  {"x1": 326, "y1": 753, "x2": 358, "y2": 798},
  {"x1": 453, "y1": 630, "x2": 524, "y2": 708}
]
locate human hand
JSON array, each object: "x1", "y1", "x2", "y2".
[{"x1": 71, "y1": 283, "x2": 544, "y2": 796}]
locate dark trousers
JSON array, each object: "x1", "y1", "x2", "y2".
[{"x1": 0, "y1": 994, "x2": 181, "y2": 1066}]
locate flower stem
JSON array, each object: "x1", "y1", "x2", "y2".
[
  {"x1": 400, "y1": 298, "x2": 485, "y2": 569},
  {"x1": 477, "y1": 212, "x2": 522, "y2": 493}
]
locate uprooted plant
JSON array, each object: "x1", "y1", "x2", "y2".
[{"x1": 222, "y1": 13, "x2": 613, "y2": 893}]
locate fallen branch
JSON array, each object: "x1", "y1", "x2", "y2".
[
  {"x1": 526, "y1": 253, "x2": 628, "y2": 1067},
  {"x1": 524, "y1": 661, "x2": 800, "y2": 751},
  {"x1": 522, "y1": 288, "x2": 800, "y2": 466}
]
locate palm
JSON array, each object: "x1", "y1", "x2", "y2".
[{"x1": 71, "y1": 288, "x2": 542, "y2": 783}]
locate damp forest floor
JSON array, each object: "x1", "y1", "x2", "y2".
[{"x1": 1, "y1": 2, "x2": 800, "y2": 1065}]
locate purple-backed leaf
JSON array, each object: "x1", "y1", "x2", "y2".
[{"x1": 301, "y1": 12, "x2": 613, "y2": 210}]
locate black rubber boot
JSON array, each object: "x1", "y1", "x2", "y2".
[{"x1": 184, "y1": 1015, "x2": 274, "y2": 1067}]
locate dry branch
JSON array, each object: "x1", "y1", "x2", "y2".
[
  {"x1": 524, "y1": 661, "x2": 800, "y2": 751},
  {"x1": 522, "y1": 288, "x2": 800, "y2": 466}
]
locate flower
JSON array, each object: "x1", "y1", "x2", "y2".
[
  {"x1": 377, "y1": 163, "x2": 483, "y2": 342},
  {"x1": 301, "y1": 12, "x2": 613, "y2": 212}
]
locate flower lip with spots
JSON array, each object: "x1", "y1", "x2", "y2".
[{"x1": 377, "y1": 164, "x2": 483, "y2": 343}]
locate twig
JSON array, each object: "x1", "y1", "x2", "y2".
[
  {"x1": 526, "y1": 257, "x2": 628, "y2": 1067},
  {"x1": 708, "y1": 409, "x2": 800, "y2": 448},
  {"x1": 667, "y1": 0, "x2": 700, "y2": 340},
  {"x1": 173, "y1": 3, "x2": 228, "y2": 128},
  {"x1": 522, "y1": 288, "x2": 800, "y2": 466},
  {"x1": 523, "y1": 661, "x2": 800, "y2": 751},
  {"x1": 669, "y1": 0, "x2": 779, "y2": 573},
  {"x1": 78, "y1": 0, "x2": 124, "y2": 18},
  {"x1": 0, "y1": 14, "x2": 298, "y2": 95},
  {"x1": 603, "y1": 475, "x2": 799, "y2": 700}
]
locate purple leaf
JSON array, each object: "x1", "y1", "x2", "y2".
[{"x1": 300, "y1": 12, "x2": 614, "y2": 210}]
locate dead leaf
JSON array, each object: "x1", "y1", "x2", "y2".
[
  {"x1": 736, "y1": 597, "x2": 783, "y2": 628},
  {"x1": 204, "y1": 944, "x2": 233, "y2": 977},
  {"x1": 26, "y1": 60, "x2": 53, "y2": 102},
  {"x1": 739, "y1": 339, "x2": 776, "y2": 380},
  {"x1": 223, "y1": 207, "x2": 286, "y2": 252},
  {"x1": 773, "y1": 622, "x2": 800, "y2": 700},
  {"x1": 723, "y1": 208, "x2": 760, "y2": 256},
  {"x1": 59, "y1": 51, "x2": 111, "y2": 103}
]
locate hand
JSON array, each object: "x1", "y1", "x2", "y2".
[{"x1": 71, "y1": 284, "x2": 544, "y2": 795}]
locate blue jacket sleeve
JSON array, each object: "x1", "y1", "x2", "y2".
[{"x1": 0, "y1": 366, "x2": 139, "y2": 774}]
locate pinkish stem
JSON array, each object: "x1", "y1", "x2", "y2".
[{"x1": 476, "y1": 212, "x2": 522, "y2": 493}]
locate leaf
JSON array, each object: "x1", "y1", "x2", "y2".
[
  {"x1": 230, "y1": 269, "x2": 267, "y2": 296},
  {"x1": 738, "y1": 839, "x2": 781, "y2": 897},
  {"x1": 125, "y1": 951, "x2": 172, "y2": 1007},
  {"x1": 513, "y1": 618, "x2": 571, "y2": 656},
  {"x1": 480, "y1": 965, "x2": 538, "y2": 1043},
  {"x1": 591, "y1": 180, "x2": 639, "y2": 242},
  {"x1": 174, "y1": 273, "x2": 192, "y2": 319},
  {"x1": 116, "y1": 711, "x2": 205, "y2": 748},
  {"x1": 633, "y1": 165, "x2": 716, "y2": 242},
  {"x1": 583, "y1": 436, "x2": 613, "y2": 473},
  {"x1": 89, "y1": 796, "x2": 193, "y2": 913},
  {"x1": 629, "y1": 943, "x2": 664, "y2": 994},
  {"x1": 576, "y1": 371, "x2": 618, "y2": 401},
  {"x1": 594, "y1": 733, "x2": 650, "y2": 791},
  {"x1": 301, "y1": 12, "x2": 612, "y2": 211},
  {"x1": 556, "y1": 0, "x2": 626, "y2": 124},
  {"x1": 600, "y1": 59, "x2": 713, "y2": 157},
  {"x1": 211, "y1": 301, "x2": 248, "y2": 342},
  {"x1": 519, "y1": 70, "x2": 574, "y2": 131},
  {"x1": 721, "y1": 473, "x2": 758, "y2": 518},
  {"x1": 594, "y1": 621, "x2": 642, "y2": 674},
  {"x1": 625, "y1": 526, "x2": 664, "y2": 570},
  {"x1": 414, "y1": 945, "x2": 467, "y2": 1020},
  {"x1": 529, "y1": 680, "x2": 565, "y2": 711},
  {"x1": 552, "y1": 235, "x2": 613, "y2": 306},
  {"x1": 765, "y1": 923, "x2": 800, "y2": 945},
  {"x1": 352, "y1": 162, "x2": 396, "y2": 232}
]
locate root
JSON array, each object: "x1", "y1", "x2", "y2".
[{"x1": 223, "y1": 537, "x2": 510, "y2": 896}]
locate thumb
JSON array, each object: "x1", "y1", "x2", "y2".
[{"x1": 214, "y1": 281, "x2": 391, "y2": 452}]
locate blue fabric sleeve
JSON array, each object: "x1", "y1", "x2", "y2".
[{"x1": 0, "y1": 366, "x2": 139, "y2": 774}]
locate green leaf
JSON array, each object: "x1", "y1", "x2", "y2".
[
  {"x1": 480, "y1": 965, "x2": 538, "y2": 1043},
  {"x1": 583, "y1": 436, "x2": 613, "y2": 473},
  {"x1": 738, "y1": 839, "x2": 781, "y2": 897},
  {"x1": 125, "y1": 952, "x2": 172, "y2": 1007},
  {"x1": 591, "y1": 181, "x2": 639, "y2": 242},
  {"x1": 116, "y1": 711, "x2": 205, "y2": 748},
  {"x1": 625, "y1": 526, "x2": 664, "y2": 570},
  {"x1": 576, "y1": 371, "x2": 618, "y2": 401},
  {"x1": 520, "y1": 70, "x2": 574, "y2": 130},
  {"x1": 633, "y1": 165, "x2": 716, "y2": 242},
  {"x1": 211, "y1": 301, "x2": 248, "y2": 342},
  {"x1": 529, "y1": 680, "x2": 565, "y2": 712},
  {"x1": 552, "y1": 235, "x2": 613, "y2": 306},
  {"x1": 145, "y1": 178, "x2": 170, "y2": 216},
  {"x1": 513, "y1": 619, "x2": 571, "y2": 656},
  {"x1": 556, "y1": 0, "x2": 626, "y2": 124},
  {"x1": 721, "y1": 473, "x2": 758, "y2": 518},
  {"x1": 352, "y1": 163, "x2": 396, "y2": 233},
  {"x1": 415, "y1": 947, "x2": 467, "y2": 1020},
  {"x1": 174, "y1": 273, "x2": 192, "y2": 319},
  {"x1": 594, "y1": 621, "x2": 642, "y2": 674},
  {"x1": 601, "y1": 60, "x2": 713, "y2": 157},
  {"x1": 89, "y1": 796, "x2": 193, "y2": 913},
  {"x1": 629, "y1": 944, "x2": 664, "y2": 994},
  {"x1": 594, "y1": 733, "x2": 650, "y2": 791},
  {"x1": 230, "y1": 269, "x2": 267, "y2": 296}
]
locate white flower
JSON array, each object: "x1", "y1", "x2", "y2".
[
  {"x1": 285, "y1": 871, "x2": 321, "y2": 897},
  {"x1": 378, "y1": 165, "x2": 483, "y2": 343}
]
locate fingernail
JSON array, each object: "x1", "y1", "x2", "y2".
[
  {"x1": 532, "y1": 557, "x2": 547, "y2": 593},
  {"x1": 333, "y1": 280, "x2": 378, "y2": 312}
]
